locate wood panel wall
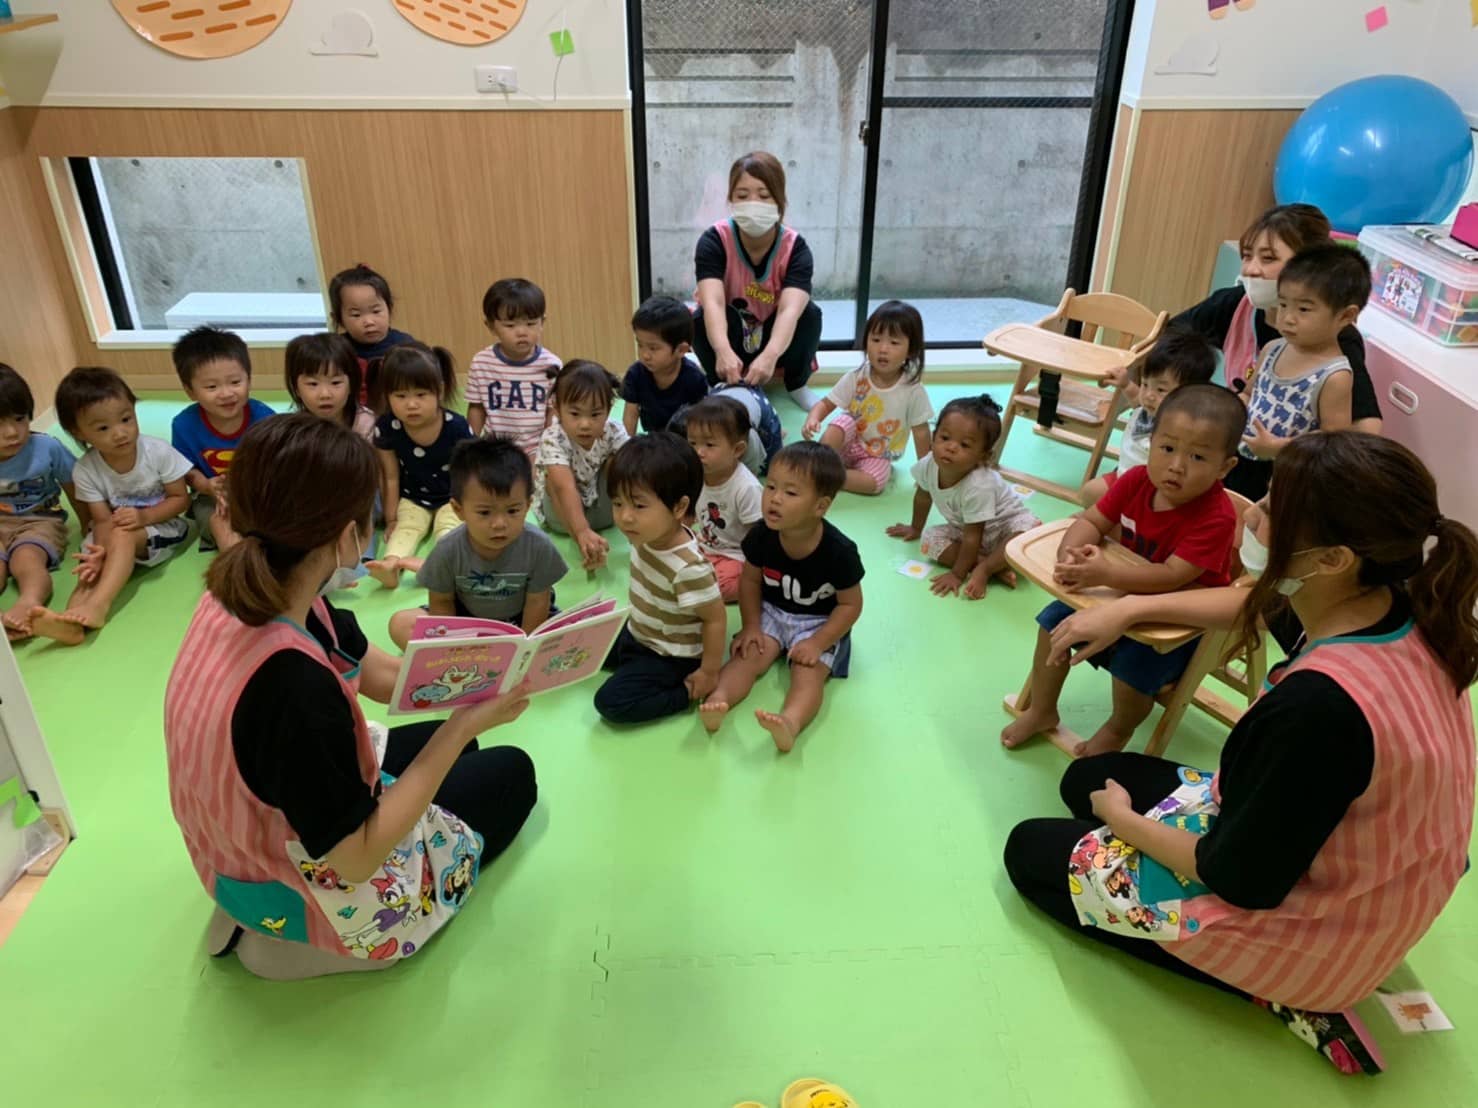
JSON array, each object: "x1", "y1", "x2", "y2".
[
  {"x1": 0, "y1": 108, "x2": 78, "y2": 412},
  {"x1": 1102, "y1": 107, "x2": 1300, "y2": 317},
  {"x1": 6, "y1": 106, "x2": 634, "y2": 395}
]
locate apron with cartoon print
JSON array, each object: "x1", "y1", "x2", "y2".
[{"x1": 165, "y1": 593, "x2": 485, "y2": 961}]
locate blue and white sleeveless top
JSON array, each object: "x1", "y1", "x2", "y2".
[{"x1": 1239, "y1": 340, "x2": 1350, "y2": 460}]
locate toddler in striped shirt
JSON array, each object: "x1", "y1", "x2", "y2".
[
  {"x1": 594, "y1": 434, "x2": 726, "y2": 725},
  {"x1": 466, "y1": 278, "x2": 563, "y2": 458}
]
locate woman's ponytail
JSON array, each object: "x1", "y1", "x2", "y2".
[
  {"x1": 1408, "y1": 515, "x2": 1478, "y2": 691},
  {"x1": 204, "y1": 413, "x2": 378, "y2": 627}
]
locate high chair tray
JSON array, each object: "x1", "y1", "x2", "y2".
[
  {"x1": 1005, "y1": 519, "x2": 1201, "y2": 652},
  {"x1": 983, "y1": 323, "x2": 1139, "y2": 380}
]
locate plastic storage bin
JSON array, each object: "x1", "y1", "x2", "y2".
[{"x1": 1358, "y1": 225, "x2": 1478, "y2": 347}]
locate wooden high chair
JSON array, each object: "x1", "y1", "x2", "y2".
[
  {"x1": 1001, "y1": 500, "x2": 1267, "y2": 758},
  {"x1": 983, "y1": 290, "x2": 1167, "y2": 503}
]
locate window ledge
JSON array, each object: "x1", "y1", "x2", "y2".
[{"x1": 96, "y1": 327, "x2": 325, "y2": 350}]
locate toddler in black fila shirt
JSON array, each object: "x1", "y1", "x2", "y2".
[{"x1": 699, "y1": 442, "x2": 865, "y2": 752}]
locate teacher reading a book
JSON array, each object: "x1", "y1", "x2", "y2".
[{"x1": 164, "y1": 414, "x2": 537, "y2": 981}]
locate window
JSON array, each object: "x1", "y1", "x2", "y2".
[{"x1": 55, "y1": 156, "x2": 327, "y2": 343}]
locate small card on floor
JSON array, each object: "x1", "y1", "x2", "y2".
[
  {"x1": 897, "y1": 560, "x2": 931, "y2": 579},
  {"x1": 1377, "y1": 990, "x2": 1453, "y2": 1033}
]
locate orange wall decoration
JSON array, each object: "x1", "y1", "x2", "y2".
[
  {"x1": 109, "y1": 0, "x2": 293, "y2": 59},
  {"x1": 393, "y1": 0, "x2": 527, "y2": 46}
]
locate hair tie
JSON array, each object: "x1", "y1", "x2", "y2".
[
  {"x1": 1431, "y1": 515, "x2": 1447, "y2": 536},
  {"x1": 244, "y1": 530, "x2": 270, "y2": 543}
]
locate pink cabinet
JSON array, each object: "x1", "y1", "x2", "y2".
[{"x1": 1360, "y1": 309, "x2": 1478, "y2": 535}]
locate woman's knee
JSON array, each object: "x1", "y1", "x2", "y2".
[
  {"x1": 489, "y1": 745, "x2": 537, "y2": 815},
  {"x1": 1059, "y1": 756, "x2": 1116, "y2": 816}
]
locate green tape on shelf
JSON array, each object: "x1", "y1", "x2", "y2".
[
  {"x1": 0, "y1": 775, "x2": 42, "y2": 828},
  {"x1": 549, "y1": 29, "x2": 574, "y2": 56}
]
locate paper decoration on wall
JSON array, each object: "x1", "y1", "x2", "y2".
[
  {"x1": 1470, "y1": 0, "x2": 1477, "y2": 26},
  {"x1": 1365, "y1": 5, "x2": 1390, "y2": 31},
  {"x1": 393, "y1": 0, "x2": 526, "y2": 45},
  {"x1": 311, "y1": 10, "x2": 378, "y2": 55},
  {"x1": 1207, "y1": 0, "x2": 1255, "y2": 18},
  {"x1": 1154, "y1": 33, "x2": 1219, "y2": 76},
  {"x1": 110, "y1": 0, "x2": 293, "y2": 59}
]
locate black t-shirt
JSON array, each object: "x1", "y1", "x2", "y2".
[
  {"x1": 621, "y1": 357, "x2": 712, "y2": 433},
  {"x1": 694, "y1": 225, "x2": 815, "y2": 295},
  {"x1": 1192, "y1": 597, "x2": 1414, "y2": 910},
  {"x1": 1172, "y1": 285, "x2": 1381, "y2": 423},
  {"x1": 232, "y1": 601, "x2": 379, "y2": 860},
  {"x1": 740, "y1": 519, "x2": 864, "y2": 617},
  {"x1": 373, "y1": 409, "x2": 472, "y2": 510}
]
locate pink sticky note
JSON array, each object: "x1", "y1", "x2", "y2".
[{"x1": 1365, "y1": 5, "x2": 1389, "y2": 31}]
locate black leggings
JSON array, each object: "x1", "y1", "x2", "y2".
[
  {"x1": 692, "y1": 300, "x2": 823, "y2": 392},
  {"x1": 1002, "y1": 753, "x2": 1248, "y2": 999},
  {"x1": 381, "y1": 722, "x2": 537, "y2": 861},
  {"x1": 592, "y1": 625, "x2": 699, "y2": 725}
]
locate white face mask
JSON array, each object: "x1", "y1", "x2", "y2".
[
  {"x1": 1239, "y1": 274, "x2": 1280, "y2": 311},
  {"x1": 1239, "y1": 527, "x2": 1268, "y2": 577},
  {"x1": 1274, "y1": 548, "x2": 1322, "y2": 597},
  {"x1": 317, "y1": 529, "x2": 364, "y2": 598},
  {"x1": 731, "y1": 200, "x2": 780, "y2": 237}
]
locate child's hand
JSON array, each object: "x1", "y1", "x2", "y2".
[
  {"x1": 73, "y1": 543, "x2": 104, "y2": 584},
  {"x1": 886, "y1": 523, "x2": 920, "y2": 541},
  {"x1": 930, "y1": 569, "x2": 963, "y2": 597},
  {"x1": 685, "y1": 666, "x2": 719, "y2": 703},
  {"x1": 801, "y1": 413, "x2": 822, "y2": 440},
  {"x1": 788, "y1": 637, "x2": 823, "y2": 667},
  {"x1": 731, "y1": 626, "x2": 768, "y2": 659},
  {"x1": 1241, "y1": 419, "x2": 1282, "y2": 459},
  {"x1": 112, "y1": 507, "x2": 143, "y2": 531},
  {"x1": 576, "y1": 529, "x2": 609, "y2": 571},
  {"x1": 208, "y1": 474, "x2": 227, "y2": 497},
  {"x1": 1054, "y1": 546, "x2": 1106, "y2": 591}
]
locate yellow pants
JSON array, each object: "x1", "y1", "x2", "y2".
[{"x1": 385, "y1": 501, "x2": 460, "y2": 560}]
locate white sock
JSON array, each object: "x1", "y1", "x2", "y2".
[{"x1": 787, "y1": 385, "x2": 821, "y2": 410}]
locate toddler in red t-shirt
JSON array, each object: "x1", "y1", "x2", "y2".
[{"x1": 1002, "y1": 384, "x2": 1246, "y2": 758}]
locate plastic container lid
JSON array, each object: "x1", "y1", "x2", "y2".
[{"x1": 1359, "y1": 225, "x2": 1478, "y2": 292}]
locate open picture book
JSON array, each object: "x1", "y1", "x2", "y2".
[{"x1": 388, "y1": 595, "x2": 628, "y2": 715}]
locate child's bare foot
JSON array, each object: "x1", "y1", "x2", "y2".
[
  {"x1": 1073, "y1": 724, "x2": 1134, "y2": 759},
  {"x1": 756, "y1": 709, "x2": 799, "y2": 753},
  {"x1": 29, "y1": 605, "x2": 95, "y2": 646},
  {"x1": 3, "y1": 602, "x2": 37, "y2": 640},
  {"x1": 1001, "y1": 706, "x2": 1059, "y2": 749},
  {"x1": 995, "y1": 568, "x2": 1018, "y2": 589},
  {"x1": 366, "y1": 558, "x2": 402, "y2": 589},
  {"x1": 698, "y1": 699, "x2": 729, "y2": 734}
]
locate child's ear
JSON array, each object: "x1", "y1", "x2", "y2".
[
  {"x1": 676, "y1": 341, "x2": 693, "y2": 358},
  {"x1": 450, "y1": 497, "x2": 467, "y2": 521},
  {"x1": 672, "y1": 494, "x2": 691, "y2": 520},
  {"x1": 1217, "y1": 452, "x2": 1238, "y2": 480},
  {"x1": 1335, "y1": 304, "x2": 1362, "y2": 329},
  {"x1": 814, "y1": 493, "x2": 834, "y2": 516}
]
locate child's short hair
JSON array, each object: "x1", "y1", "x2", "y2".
[
  {"x1": 607, "y1": 432, "x2": 703, "y2": 513},
  {"x1": 865, "y1": 299, "x2": 926, "y2": 383},
  {"x1": 284, "y1": 333, "x2": 363, "y2": 418},
  {"x1": 56, "y1": 366, "x2": 136, "y2": 439},
  {"x1": 631, "y1": 296, "x2": 694, "y2": 350},
  {"x1": 1140, "y1": 328, "x2": 1216, "y2": 387},
  {"x1": 1278, "y1": 244, "x2": 1373, "y2": 313},
  {"x1": 551, "y1": 359, "x2": 618, "y2": 412},
  {"x1": 935, "y1": 394, "x2": 1003, "y2": 457},
  {"x1": 378, "y1": 342, "x2": 457, "y2": 403},
  {"x1": 329, "y1": 263, "x2": 394, "y2": 328},
  {"x1": 682, "y1": 395, "x2": 750, "y2": 443},
  {"x1": 0, "y1": 364, "x2": 35, "y2": 422},
  {"x1": 172, "y1": 325, "x2": 250, "y2": 387},
  {"x1": 482, "y1": 278, "x2": 546, "y2": 324},
  {"x1": 450, "y1": 437, "x2": 532, "y2": 502},
  {"x1": 770, "y1": 441, "x2": 845, "y2": 500},
  {"x1": 1153, "y1": 384, "x2": 1246, "y2": 458}
]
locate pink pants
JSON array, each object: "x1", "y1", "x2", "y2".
[
  {"x1": 705, "y1": 552, "x2": 745, "y2": 602},
  {"x1": 829, "y1": 412, "x2": 893, "y2": 493}
]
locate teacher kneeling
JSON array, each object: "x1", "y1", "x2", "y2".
[
  {"x1": 164, "y1": 413, "x2": 536, "y2": 980},
  {"x1": 1004, "y1": 432, "x2": 1476, "y2": 1075},
  {"x1": 692, "y1": 150, "x2": 824, "y2": 410}
]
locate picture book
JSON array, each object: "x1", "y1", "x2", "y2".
[{"x1": 388, "y1": 595, "x2": 626, "y2": 715}]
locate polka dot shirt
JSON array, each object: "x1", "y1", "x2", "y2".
[{"x1": 372, "y1": 409, "x2": 473, "y2": 509}]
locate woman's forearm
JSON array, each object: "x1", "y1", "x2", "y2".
[
  {"x1": 764, "y1": 290, "x2": 807, "y2": 359},
  {"x1": 1106, "y1": 811, "x2": 1202, "y2": 882},
  {"x1": 1114, "y1": 586, "x2": 1249, "y2": 630},
  {"x1": 696, "y1": 279, "x2": 732, "y2": 354}
]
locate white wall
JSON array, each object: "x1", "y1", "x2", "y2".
[
  {"x1": 0, "y1": 1, "x2": 629, "y2": 109},
  {"x1": 1123, "y1": 0, "x2": 1477, "y2": 122}
]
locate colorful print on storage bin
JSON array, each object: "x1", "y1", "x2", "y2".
[{"x1": 1359, "y1": 224, "x2": 1478, "y2": 347}]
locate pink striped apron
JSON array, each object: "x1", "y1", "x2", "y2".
[
  {"x1": 704, "y1": 220, "x2": 799, "y2": 355},
  {"x1": 1222, "y1": 294, "x2": 1260, "y2": 390},
  {"x1": 1170, "y1": 624, "x2": 1475, "y2": 1009},
  {"x1": 164, "y1": 593, "x2": 484, "y2": 961}
]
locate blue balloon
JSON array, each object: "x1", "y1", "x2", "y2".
[{"x1": 1274, "y1": 76, "x2": 1474, "y2": 234}]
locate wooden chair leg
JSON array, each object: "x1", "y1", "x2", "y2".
[
  {"x1": 1080, "y1": 385, "x2": 1127, "y2": 488},
  {"x1": 1145, "y1": 631, "x2": 1228, "y2": 758},
  {"x1": 992, "y1": 362, "x2": 1037, "y2": 467}
]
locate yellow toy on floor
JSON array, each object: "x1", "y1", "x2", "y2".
[{"x1": 734, "y1": 1076, "x2": 858, "y2": 1108}]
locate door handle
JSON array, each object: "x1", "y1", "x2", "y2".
[
  {"x1": 858, "y1": 120, "x2": 870, "y2": 146},
  {"x1": 1388, "y1": 382, "x2": 1419, "y2": 415}
]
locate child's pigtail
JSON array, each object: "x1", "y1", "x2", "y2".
[{"x1": 431, "y1": 345, "x2": 458, "y2": 403}]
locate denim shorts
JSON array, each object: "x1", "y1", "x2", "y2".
[{"x1": 1036, "y1": 599, "x2": 1197, "y2": 696}]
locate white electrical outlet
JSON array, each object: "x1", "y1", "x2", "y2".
[{"x1": 474, "y1": 65, "x2": 517, "y2": 94}]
